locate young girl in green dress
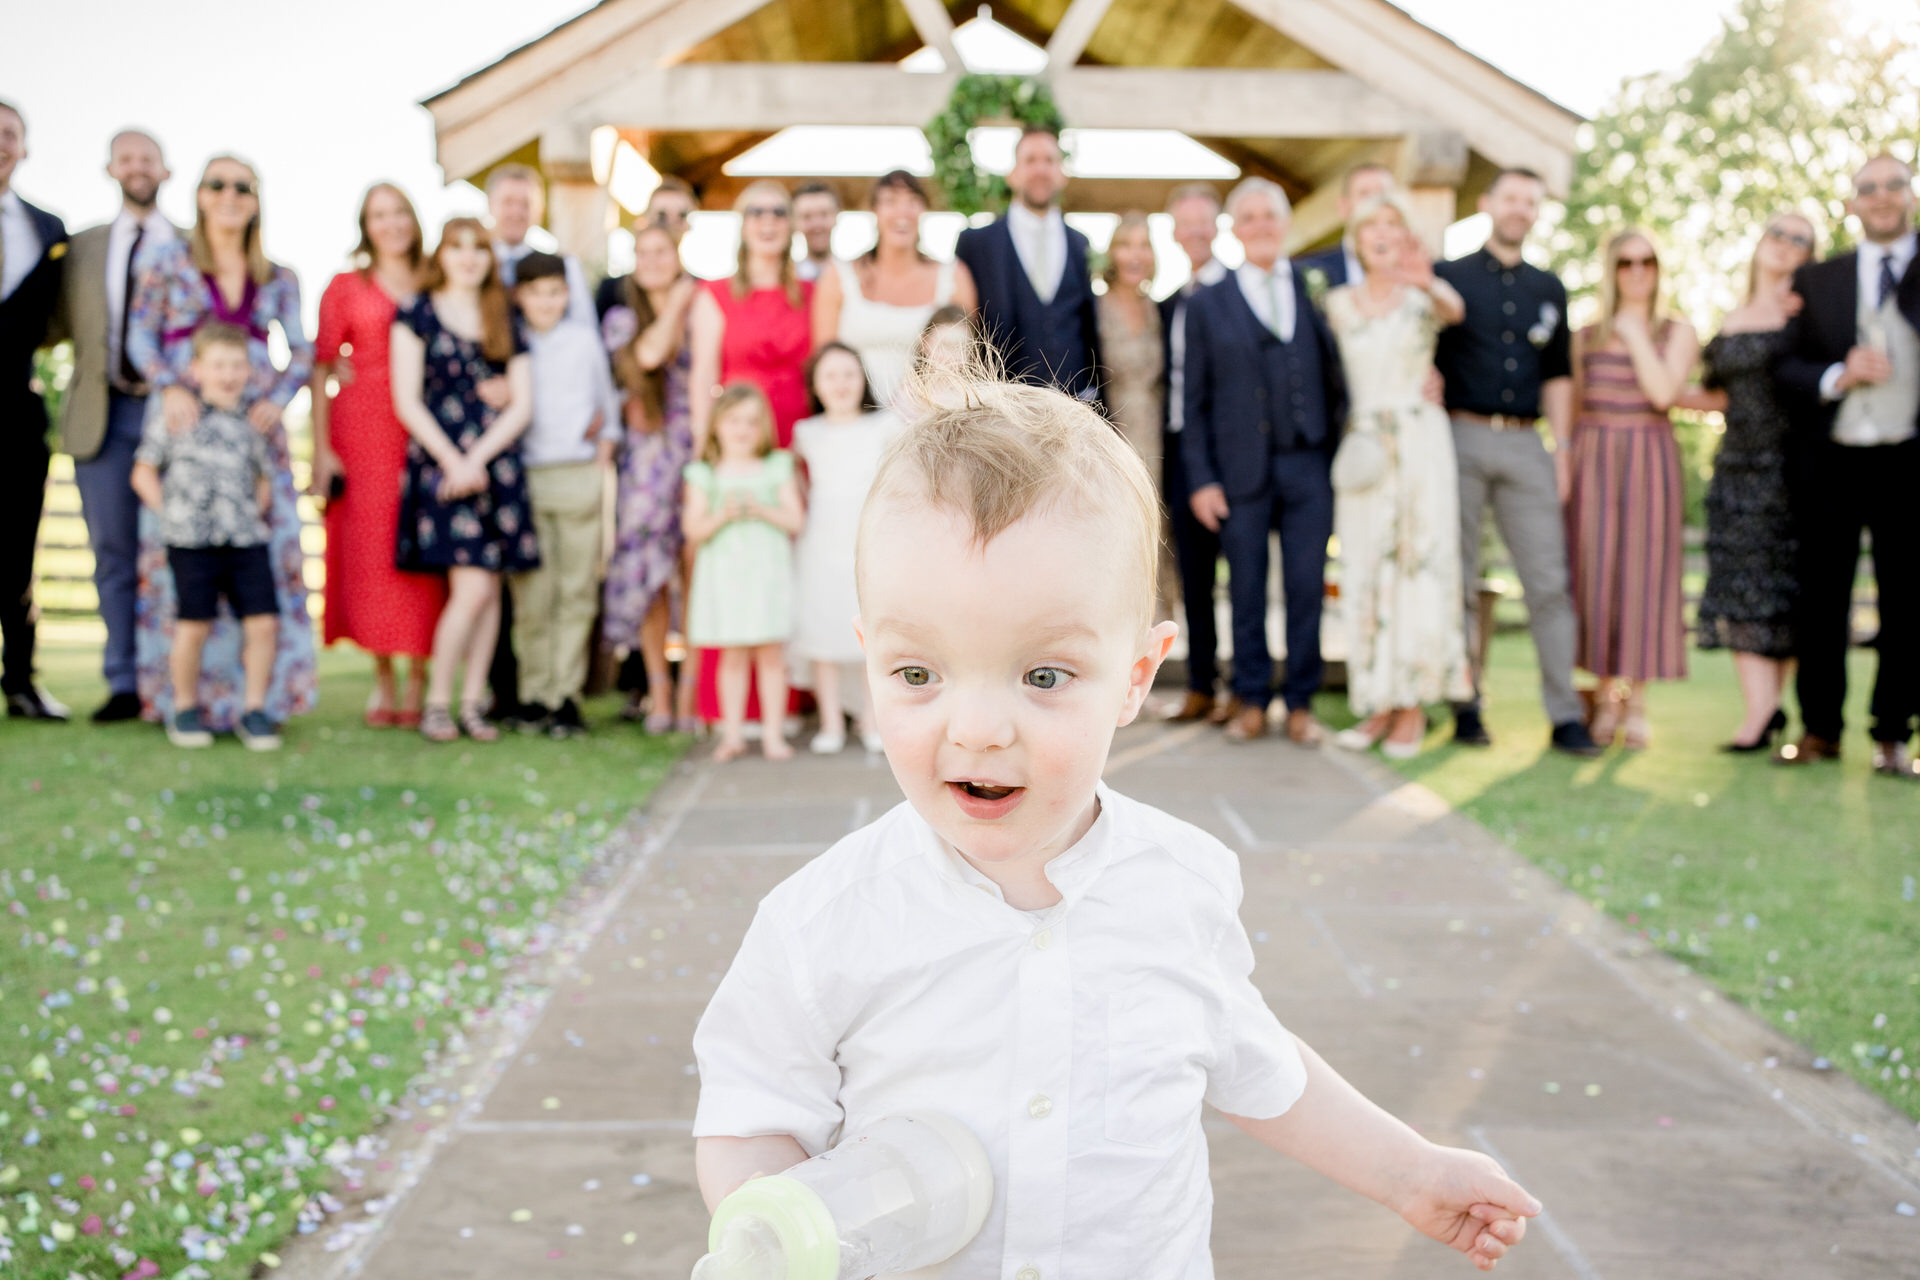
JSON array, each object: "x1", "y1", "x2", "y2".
[{"x1": 683, "y1": 384, "x2": 807, "y2": 762}]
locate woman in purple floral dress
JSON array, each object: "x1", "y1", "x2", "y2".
[
  {"x1": 598, "y1": 220, "x2": 698, "y2": 732},
  {"x1": 125, "y1": 155, "x2": 316, "y2": 733}
]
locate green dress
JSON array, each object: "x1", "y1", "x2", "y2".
[{"x1": 685, "y1": 450, "x2": 796, "y2": 647}]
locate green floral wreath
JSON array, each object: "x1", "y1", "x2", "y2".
[{"x1": 926, "y1": 74, "x2": 1067, "y2": 217}]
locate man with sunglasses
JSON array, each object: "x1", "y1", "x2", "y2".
[{"x1": 1774, "y1": 154, "x2": 1920, "y2": 779}]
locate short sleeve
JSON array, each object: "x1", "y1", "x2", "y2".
[
  {"x1": 691, "y1": 905, "x2": 845, "y2": 1155},
  {"x1": 1202, "y1": 909, "x2": 1308, "y2": 1120},
  {"x1": 1699, "y1": 337, "x2": 1724, "y2": 392},
  {"x1": 1539, "y1": 279, "x2": 1573, "y2": 382},
  {"x1": 682, "y1": 460, "x2": 714, "y2": 502},
  {"x1": 315, "y1": 273, "x2": 351, "y2": 363},
  {"x1": 510, "y1": 315, "x2": 530, "y2": 358},
  {"x1": 397, "y1": 296, "x2": 430, "y2": 341},
  {"x1": 765, "y1": 449, "x2": 796, "y2": 485}
]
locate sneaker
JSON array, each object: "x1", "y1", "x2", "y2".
[
  {"x1": 547, "y1": 699, "x2": 587, "y2": 739},
  {"x1": 166, "y1": 707, "x2": 214, "y2": 749},
  {"x1": 1550, "y1": 719, "x2": 1602, "y2": 759},
  {"x1": 1452, "y1": 706, "x2": 1492, "y2": 747},
  {"x1": 236, "y1": 710, "x2": 282, "y2": 752},
  {"x1": 516, "y1": 702, "x2": 554, "y2": 735}
]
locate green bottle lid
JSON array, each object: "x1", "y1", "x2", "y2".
[{"x1": 708, "y1": 1174, "x2": 841, "y2": 1280}]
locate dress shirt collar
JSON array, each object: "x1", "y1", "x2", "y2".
[
  {"x1": 923, "y1": 782, "x2": 1119, "y2": 919},
  {"x1": 1865, "y1": 231, "x2": 1918, "y2": 275},
  {"x1": 1006, "y1": 201, "x2": 1061, "y2": 238},
  {"x1": 0, "y1": 189, "x2": 21, "y2": 217},
  {"x1": 1195, "y1": 256, "x2": 1228, "y2": 288},
  {"x1": 1342, "y1": 238, "x2": 1366, "y2": 287}
]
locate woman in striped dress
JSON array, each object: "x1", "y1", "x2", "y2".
[{"x1": 1566, "y1": 228, "x2": 1698, "y2": 749}]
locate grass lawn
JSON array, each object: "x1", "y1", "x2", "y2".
[
  {"x1": 1, "y1": 643, "x2": 686, "y2": 1279},
  {"x1": 1327, "y1": 632, "x2": 1920, "y2": 1121}
]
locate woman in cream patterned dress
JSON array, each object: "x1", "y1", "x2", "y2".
[{"x1": 1323, "y1": 193, "x2": 1472, "y2": 759}]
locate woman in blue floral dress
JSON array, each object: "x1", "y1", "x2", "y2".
[
  {"x1": 125, "y1": 155, "x2": 316, "y2": 734},
  {"x1": 390, "y1": 217, "x2": 537, "y2": 742}
]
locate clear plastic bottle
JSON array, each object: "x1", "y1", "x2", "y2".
[{"x1": 690, "y1": 1112, "x2": 994, "y2": 1280}]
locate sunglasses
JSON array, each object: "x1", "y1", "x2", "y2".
[
  {"x1": 1616, "y1": 255, "x2": 1657, "y2": 271},
  {"x1": 1855, "y1": 179, "x2": 1911, "y2": 198},
  {"x1": 1765, "y1": 226, "x2": 1814, "y2": 250},
  {"x1": 201, "y1": 178, "x2": 257, "y2": 197},
  {"x1": 743, "y1": 205, "x2": 790, "y2": 221}
]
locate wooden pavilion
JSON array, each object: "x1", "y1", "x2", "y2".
[{"x1": 422, "y1": 0, "x2": 1581, "y2": 264}]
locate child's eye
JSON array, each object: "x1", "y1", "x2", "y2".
[
  {"x1": 1024, "y1": 667, "x2": 1070, "y2": 690},
  {"x1": 896, "y1": 667, "x2": 933, "y2": 688}
]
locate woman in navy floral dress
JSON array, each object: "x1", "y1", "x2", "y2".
[{"x1": 390, "y1": 217, "x2": 536, "y2": 742}]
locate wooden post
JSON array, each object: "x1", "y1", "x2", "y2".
[
  {"x1": 1397, "y1": 130, "x2": 1468, "y2": 256},
  {"x1": 545, "y1": 162, "x2": 612, "y2": 270}
]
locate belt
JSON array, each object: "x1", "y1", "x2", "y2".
[{"x1": 1453, "y1": 412, "x2": 1538, "y2": 431}]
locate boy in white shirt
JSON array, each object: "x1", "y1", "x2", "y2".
[
  {"x1": 691, "y1": 375, "x2": 1541, "y2": 1276},
  {"x1": 508, "y1": 251, "x2": 619, "y2": 737}
]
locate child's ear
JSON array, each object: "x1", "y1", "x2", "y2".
[
  {"x1": 1117, "y1": 621, "x2": 1178, "y2": 728},
  {"x1": 852, "y1": 615, "x2": 866, "y2": 652}
]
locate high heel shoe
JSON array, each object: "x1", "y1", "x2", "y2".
[{"x1": 1722, "y1": 708, "x2": 1788, "y2": 754}]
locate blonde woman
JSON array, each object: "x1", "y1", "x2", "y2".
[
  {"x1": 1322, "y1": 193, "x2": 1472, "y2": 758},
  {"x1": 1566, "y1": 228, "x2": 1700, "y2": 749},
  {"x1": 1096, "y1": 211, "x2": 1176, "y2": 623},
  {"x1": 124, "y1": 154, "x2": 316, "y2": 733}
]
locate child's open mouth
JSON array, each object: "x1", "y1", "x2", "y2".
[{"x1": 948, "y1": 780, "x2": 1025, "y2": 819}]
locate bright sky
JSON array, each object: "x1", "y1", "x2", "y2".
[{"x1": 3, "y1": 0, "x2": 1743, "y2": 317}]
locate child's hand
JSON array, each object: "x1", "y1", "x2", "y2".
[
  {"x1": 594, "y1": 435, "x2": 617, "y2": 471},
  {"x1": 1392, "y1": 1145, "x2": 1540, "y2": 1270}
]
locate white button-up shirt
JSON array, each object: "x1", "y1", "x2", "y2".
[
  {"x1": 1006, "y1": 203, "x2": 1068, "y2": 305},
  {"x1": 0, "y1": 189, "x2": 42, "y2": 303},
  {"x1": 522, "y1": 320, "x2": 621, "y2": 467},
  {"x1": 693, "y1": 785, "x2": 1307, "y2": 1280},
  {"x1": 107, "y1": 208, "x2": 176, "y2": 381},
  {"x1": 1819, "y1": 230, "x2": 1918, "y2": 420},
  {"x1": 1235, "y1": 259, "x2": 1297, "y2": 343}
]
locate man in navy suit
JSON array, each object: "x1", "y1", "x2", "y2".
[
  {"x1": 954, "y1": 125, "x2": 1102, "y2": 401},
  {"x1": 1182, "y1": 177, "x2": 1345, "y2": 744},
  {"x1": 1293, "y1": 161, "x2": 1395, "y2": 293},
  {"x1": 0, "y1": 100, "x2": 70, "y2": 722}
]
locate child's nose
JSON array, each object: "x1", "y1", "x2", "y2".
[{"x1": 945, "y1": 694, "x2": 1016, "y2": 753}]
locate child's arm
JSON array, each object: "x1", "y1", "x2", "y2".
[
  {"x1": 257, "y1": 474, "x2": 272, "y2": 516},
  {"x1": 389, "y1": 322, "x2": 463, "y2": 468},
  {"x1": 1222, "y1": 1037, "x2": 1539, "y2": 1271},
  {"x1": 681, "y1": 482, "x2": 731, "y2": 548},
  {"x1": 693, "y1": 1135, "x2": 810, "y2": 1213},
  {"x1": 129, "y1": 462, "x2": 164, "y2": 514},
  {"x1": 465, "y1": 353, "x2": 535, "y2": 466}
]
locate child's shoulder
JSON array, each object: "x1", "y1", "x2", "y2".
[
  {"x1": 755, "y1": 800, "x2": 930, "y2": 930},
  {"x1": 1102, "y1": 788, "x2": 1246, "y2": 906}
]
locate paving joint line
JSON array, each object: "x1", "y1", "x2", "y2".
[{"x1": 1468, "y1": 1126, "x2": 1607, "y2": 1280}]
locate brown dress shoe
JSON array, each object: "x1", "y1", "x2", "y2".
[
  {"x1": 1773, "y1": 734, "x2": 1840, "y2": 765},
  {"x1": 1166, "y1": 691, "x2": 1217, "y2": 723},
  {"x1": 1871, "y1": 741, "x2": 1920, "y2": 779},
  {"x1": 1208, "y1": 695, "x2": 1245, "y2": 727},
  {"x1": 1222, "y1": 705, "x2": 1268, "y2": 741},
  {"x1": 1285, "y1": 708, "x2": 1325, "y2": 746}
]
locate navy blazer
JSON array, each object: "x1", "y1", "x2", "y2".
[
  {"x1": 1179, "y1": 269, "x2": 1347, "y2": 505},
  {"x1": 1775, "y1": 245, "x2": 1920, "y2": 443},
  {"x1": 954, "y1": 214, "x2": 1102, "y2": 400},
  {"x1": 1292, "y1": 244, "x2": 1352, "y2": 292},
  {"x1": 1, "y1": 196, "x2": 68, "y2": 414}
]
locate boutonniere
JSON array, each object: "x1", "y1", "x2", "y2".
[
  {"x1": 1527, "y1": 301, "x2": 1559, "y2": 348},
  {"x1": 49, "y1": 242, "x2": 67, "y2": 261},
  {"x1": 1303, "y1": 267, "x2": 1330, "y2": 310}
]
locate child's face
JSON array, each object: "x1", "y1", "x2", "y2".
[
  {"x1": 191, "y1": 343, "x2": 251, "y2": 409},
  {"x1": 515, "y1": 275, "x2": 571, "y2": 332},
  {"x1": 858, "y1": 500, "x2": 1174, "y2": 876},
  {"x1": 714, "y1": 405, "x2": 767, "y2": 460},
  {"x1": 814, "y1": 350, "x2": 866, "y2": 415}
]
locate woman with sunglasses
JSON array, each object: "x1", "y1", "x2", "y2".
[
  {"x1": 1564, "y1": 228, "x2": 1699, "y2": 750},
  {"x1": 1677, "y1": 214, "x2": 1817, "y2": 752},
  {"x1": 686, "y1": 180, "x2": 811, "y2": 729},
  {"x1": 125, "y1": 154, "x2": 317, "y2": 735}
]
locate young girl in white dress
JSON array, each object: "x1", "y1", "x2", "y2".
[{"x1": 791, "y1": 343, "x2": 899, "y2": 753}]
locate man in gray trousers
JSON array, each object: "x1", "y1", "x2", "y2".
[{"x1": 1433, "y1": 169, "x2": 1600, "y2": 757}]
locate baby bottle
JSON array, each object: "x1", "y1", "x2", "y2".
[{"x1": 690, "y1": 1112, "x2": 993, "y2": 1280}]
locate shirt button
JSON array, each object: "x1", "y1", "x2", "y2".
[
  {"x1": 1502, "y1": 272, "x2": 1515, "y2": 285},
  {"x1": 1503, "y1": 301, "x2": 1517, "y2": 315},
  {"x1": 1016, "y1": 1269, "x2": 1042, "y2": 1280},
  {"x1": 1502, "y1": 331, "x2": 1516, "y2": 343},
  {"x1": 1028, "y1": 1094, "x2": 1052, "y2": 1119},
  {"x1": 1504, "y1": 358, "x2": 1518, "y2": 371},
  {"x1": 1501, "y1": 389, "x2": 1516, "y2": 403},
  {"x1": 1032, "y1": 929, "x2": 1052, "y2": 950}
]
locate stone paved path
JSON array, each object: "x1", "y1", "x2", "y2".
[{"x1": 296, "y1": 711, "x2": 1920, "y2": 1279}]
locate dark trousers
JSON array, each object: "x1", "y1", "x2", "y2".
[
  {"x1": 1792, "y1": 436, "x2": 1920, "y2": 745},
  {"x1": 490, "y1": 585, "x2": 520, "y2": 714},
  {"x1": 74, "y1": 392, "x2": 148, "y2": 695},
  {"x1": 1217, "y1": 448, "x2": 1333, "y2": 712},
  {"x1": 1164, "y1": 431, "x2": 1220, "y2": 694},
  {"x1": 1, "y1": 420, "x2": 50, "y2": 696}
]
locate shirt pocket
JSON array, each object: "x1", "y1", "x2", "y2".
[{"x1": 1103, "y1": 986, "x2": 1212, "y2": 1150}]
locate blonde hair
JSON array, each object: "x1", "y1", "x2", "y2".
[
  {"x1": 1595, "y1": 226, "x2": 1669, "y2": 346},
  {"x1": 190, "y1": 155, "x2": 274, "y2": 287},
  {"x1": 1344, "y1": 191, "x2": 1415, "y2": 269},
  {"x1": 863, "y1": 364, "x2": 1162, "y2": 625},
  {"x1": 1102, "y1": 211, "x2": 1155, "y2": 288},
  {"x1": 1746, "y1": 211, "x2": 1817, "y2": 303},
  {"x1": 731, "y1": 180, "x2": 803, "y2": 309},
  {"x1": 701, "y1": 382, "x2": 777, "y2": 463}
]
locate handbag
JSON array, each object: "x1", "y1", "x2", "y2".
[{"x1": 1331, "y1": 429, "x2": 1388, "y2": 493}]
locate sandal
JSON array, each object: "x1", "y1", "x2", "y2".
[
  {"x1": 420, "y1": 705, "x2": 459, "y2": 743},
  {"x1": 393, "y1": 707, "x2": 423, "y2": 729},
  {"x1": 643, "y1": 711, "x2": 674, "y2": 735},
  {"x1": 459, "y1": 702, "x2": 500, "y2": 742}
]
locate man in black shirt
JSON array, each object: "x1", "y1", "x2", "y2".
[{"x1": 1434, "y1": 169, "x2": 1599, "y2": 757}]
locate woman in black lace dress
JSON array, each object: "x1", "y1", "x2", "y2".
[{"x1": 1679, "y1": 213, "x2": 1817, "y2": 751}]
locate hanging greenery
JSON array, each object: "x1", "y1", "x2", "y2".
[{"x1": 925, "y1": 74, "x2": 1067, "y2": 217}]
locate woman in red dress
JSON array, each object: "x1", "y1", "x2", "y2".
[
  {"x1": 309, "y1": 183, "x2": 449, "y2": 726},
  {"x1": 687, "y1": 180, "x2": 815, "y2": 725}
]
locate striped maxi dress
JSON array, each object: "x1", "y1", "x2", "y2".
[{"x1": 1564, "y1": 323, "x2": 1688, "y2": 681}]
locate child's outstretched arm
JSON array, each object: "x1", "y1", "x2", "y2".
[
  {"x1": 694, "y1": 1134, "x2": 809, "y2": 1213},
  {"x1": 1222, "y1": 1037, "x2": 1540, "y2": 1271}
]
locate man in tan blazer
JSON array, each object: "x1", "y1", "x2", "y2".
[{"x1": 51, "y1": 129, "x2": 177, "y2": 721}]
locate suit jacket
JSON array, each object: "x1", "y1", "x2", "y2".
[
  {"x1": 1776, "y1": 244, "x2": 1920, "y2": 443},
  {"x1": 1180, "y1": 269, "x2": 1346, "y2": 505},
  {"x1": 1292, "y1": 244, "x2": 1353, "y2": 292},
  {"x1": 49, "y1": 218, "x2": 186, "y2": 459},
  {"x1": 953, "y1": 214, "x2": 1102, "y2": 400},
  {"x1": 0, "y1": 196, "x2": 68, "y2": 437}
]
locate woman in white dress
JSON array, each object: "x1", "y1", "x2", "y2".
[
  {"x1": 1325, "y1": 193, "x2": 1473, "y2": 759},
  {"x1": 811, "y1": 170, "x2": 978, "y2": 410}
]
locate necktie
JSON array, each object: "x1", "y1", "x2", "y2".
[
  {"x1": 119, "y1": 222, "x2": 146, "y2": 387},
  {"x1": 1879, "y1": 250, "x2": 1899, "y2": 309}
]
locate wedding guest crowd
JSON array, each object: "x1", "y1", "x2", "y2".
[{"x1": 5, "y1": 103, "x2": 1917, "y2": 779}]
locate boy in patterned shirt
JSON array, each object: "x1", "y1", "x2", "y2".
[{"x1": 130, "y1": 322, "x2": 281, "y2": 750}]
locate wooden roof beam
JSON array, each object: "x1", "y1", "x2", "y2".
[
  {"x1": 1045, "y1": 0, "x2": 1116, "y2": 69},
  {"x1": 898, "y1": 0, "x2": 960, "y2": 69}
]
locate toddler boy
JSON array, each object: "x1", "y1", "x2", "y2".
[
  {"x1": 508, "y1": 251, "x2": 619, "y2": 737},
  {"x1": 130, "y1": 323, "x2": 280, "y2": 751},
  {"x1": 691, "y1": 375, "x2": 1541, "y2": 1276}
]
